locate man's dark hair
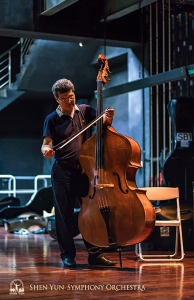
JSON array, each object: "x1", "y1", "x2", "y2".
[{"x1": 52, "y1": 79, "x2": 75, "y2": 98}]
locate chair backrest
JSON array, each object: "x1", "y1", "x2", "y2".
[{"x1": 139, "y1": 187, "x2": 179, "y2": 201}]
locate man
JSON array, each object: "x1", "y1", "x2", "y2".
[{"x1": 41, "y1": 78, "x2": 116, "y2": 268}]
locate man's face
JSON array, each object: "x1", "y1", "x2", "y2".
[{"x1": 56, "y1": 89, "x2": 76, "y2": 110}]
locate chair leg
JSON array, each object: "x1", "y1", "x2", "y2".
[
  {"x1": 178, "y1": 222, "x2": 185, "y2": 260},
  {"x1": 135, "y1": 244, "x2": 139, "y2": 257},
  {"x1": 174, "y1": 226, "x2": 179, "y2": 256}
]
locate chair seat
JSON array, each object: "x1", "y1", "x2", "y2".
[{"x1": 156, "y1": 220, "x2": 181, "y2": 226}]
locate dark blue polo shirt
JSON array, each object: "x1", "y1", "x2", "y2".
[{"x1": 43, "y1": 104, "x2": 96, "y2": 164}]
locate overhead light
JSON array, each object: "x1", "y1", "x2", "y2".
[{"x1": 79, "y1": 42, "x2": 83, "y2": 47}]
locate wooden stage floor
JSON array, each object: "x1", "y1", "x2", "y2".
[{"x1": 0, "y1": 227, "x2": 194, "y2": 300}]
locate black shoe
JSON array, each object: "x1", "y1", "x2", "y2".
[
  {"x1": 88, "y1": 255, "x2": 117, "y2": 266},
  {"x1": 62, "y1": 257, "x2": 76, "y2": 267}
]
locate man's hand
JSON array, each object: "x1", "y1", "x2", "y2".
[
  {"x1": 42, "y1": 147, "x2": 55, "y2": 158},
  {"x1": 103, "y1": 108, "x2": 114, "y2": 126},
  {"x1": 41, "y1": 136, "x2": 55, "y2": 158}
]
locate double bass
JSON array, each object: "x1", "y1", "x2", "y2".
[{"x1": 78, "y1": 54, "x2": 155, "y2": 248}]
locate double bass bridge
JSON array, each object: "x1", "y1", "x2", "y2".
[
  {"x1": 89, "y1": 176, "x2": 114, "y2": 198},
  {"x1": 94, "y1": 183, "x2": 114, "y2": 189}
]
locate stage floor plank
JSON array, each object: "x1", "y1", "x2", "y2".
[{"x1": 0, "y1": 227, "x2": 193, "y2": 299}]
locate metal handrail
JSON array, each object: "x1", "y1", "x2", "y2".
[
  {"x1": 0, "y1": 174, "x2": 51, "y2": 198},
  {"x1": 0, "y1": 41, "x2": 21, "y2": 60},
  {"x1": 0, "y1": 38, "x2": 34, "y2": 91},
  {"x1": 0, "y1": 175, "x2": 16, "y2": 197},
  {"x1": 34, "y1": 175, "x2": 51, "y2": 193}
]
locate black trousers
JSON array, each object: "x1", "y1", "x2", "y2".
[{"x1": 51, "y1": 160, "x2": 102, "y2": 260}]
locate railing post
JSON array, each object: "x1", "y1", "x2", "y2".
[
  {"x1": 20, "y1": 37, "x2": 23, "y2": 67},
  {"x1": 8, "y1": 50, "x2": 11, "y2": 89}
]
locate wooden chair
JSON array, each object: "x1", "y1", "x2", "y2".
[{"x1": 135, "y1": 187, "x2": 185, "y2": 262}]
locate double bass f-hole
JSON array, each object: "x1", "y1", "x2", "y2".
[{"x1": 113, "y1": 172, "x2": 129, "y2": 194}]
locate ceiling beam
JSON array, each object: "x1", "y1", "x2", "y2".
[
  {"x1": 103, "y1": 66, "x2": 190, "y2": 98},
  {"x1": 102, "y1": 0, "x2": 157, "y2": 21},
  {"x1": 0, "y1": 28, "x2": 140, "y2": 48},
  {"x1": 40, "y1": 0, "x2": 79, "y2": 16}
]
